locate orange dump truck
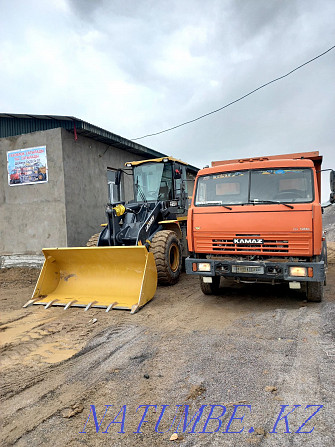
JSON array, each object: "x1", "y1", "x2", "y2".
[{"x1": 186, "y1": 151, "x2": 334, "y2": 302}]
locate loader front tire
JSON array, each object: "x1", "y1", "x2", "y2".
[{"x1": 150, "y1": 230, "x2": 182, "y2": 285}]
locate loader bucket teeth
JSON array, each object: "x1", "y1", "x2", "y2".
[
  {"x1": 28, "y1": 246, "x2": 157, "y2": 312},
  {"x1": 64, "y1": 300, "x2": 77, "y2": 310},
  {"x1": 106, "y1": 302, "x2": 118, "y2": 312},
  {"x1": 45, "y1": 299, "x2": 58, "y2": 309}
]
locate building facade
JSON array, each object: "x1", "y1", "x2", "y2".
[{"x1": 0, "y1": 114, "x2": 197, "y2": 255}]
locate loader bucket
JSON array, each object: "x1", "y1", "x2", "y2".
[{"x1": 24, "y1": 246, "x2": 157, "y2": 313}]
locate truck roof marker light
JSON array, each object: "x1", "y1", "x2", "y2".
[{"x1": 238, "y1": 157, "x2": 270, "y2": 163}]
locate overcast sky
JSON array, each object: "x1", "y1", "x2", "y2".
[{"x1": 1, "y1": 0, "x2": 334, "y2": 200}]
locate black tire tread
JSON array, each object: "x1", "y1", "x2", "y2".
[
  {"x1": 306, "y1": 281, "x2": 323, "y2": 302},
  {"x1": 150, "y1": 230, "x2": 182, "y2": 285},
  {"x1": 200, "y1": 276, "x2": 221, "y2": 295}
]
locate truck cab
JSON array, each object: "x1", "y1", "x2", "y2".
[
  {"x1": 10, "y1": 168, "x2": 21, "y2": 184},
  {"x1": 186, "y1": 152, "x2": 332, "y2": 302}
]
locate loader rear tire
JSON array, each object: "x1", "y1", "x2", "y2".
[
  {"x1": 200, "y1": 276, "x2": 221, "y2": 295},
  {"x1": 86, "y1": 233, "x2": 100, "y2": 247},
  {"x1": 150, "y1": 230, "x2": 182, "y2": 285}
]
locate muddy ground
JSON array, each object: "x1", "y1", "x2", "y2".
[{"x1": 1, "y1": 254, "x2": 334, "y2": 447}]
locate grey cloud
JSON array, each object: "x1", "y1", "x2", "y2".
[
  {"x1": 67, "y1": 0, "x2": 105, "y2": 21},
  {"x1": 1, "y1": 0, "x2": 333, "y2": 199}
]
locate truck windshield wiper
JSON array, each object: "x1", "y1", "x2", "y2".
[
  {"x1": 197, "y1": 201, "x2": 232, "y2": 209},
  {"x1": 202, "y1": 201, "x2": 232, "y2": 210},
  {"x1": 250, "y1": 199, "x2": 294, "y2": 209}
]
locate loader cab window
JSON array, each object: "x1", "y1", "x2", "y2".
[
  {"x1": 133, "y1": 162, "x2": 173, "y2": 202},
  {"x1": 159, "y1": 163, "x2": 173, "y2": 200},
  {"x1": 174, "y1": 165, "x2": 187, "y2": 201},
  {"x1": 107, "y1": 169, "x2": 122, "y2": 203}
]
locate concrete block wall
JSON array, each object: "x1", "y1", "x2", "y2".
[
  {"x1": 1, "y1": 126, "x2": 197, "y2": 254},
  {"x1": 61, "y1": 129, "x2": 144, "y2": 246},
  {"x1": 0, "y1": 128, "x2": 67, "y2": 255},
  {"x1": 0, "y1": 128, "x2": 147, "y2": 254}
]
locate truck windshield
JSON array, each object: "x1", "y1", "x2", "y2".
[
  {"x1": 133, "y1": 162, "x2": 173, "y2": 202},
  {"x1": 195, "y1": 168, "x2": 314, "y2": 206}
]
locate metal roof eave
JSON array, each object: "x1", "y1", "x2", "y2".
[
  {"x1": 75, "y1": 119, "x2": 164, "y2": 159},
  {"x1": 0, "y1": 113, "x2": 199, "y2": 174}
]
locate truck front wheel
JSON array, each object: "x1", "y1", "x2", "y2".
[
  {"x1": 200, "y1": 276, "x2": 220, "y2": 295},
  {"x1": 306, "y1": 281, "x2": 324, "y2": 302}
]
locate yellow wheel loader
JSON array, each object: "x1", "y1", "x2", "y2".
[{"x1": 25, "y1": 157, "x2": 193, "y2": 313}]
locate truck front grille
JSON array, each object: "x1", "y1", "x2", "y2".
[
  {"x1": 195, "y1": 233, "x2": 311, "y2": 256},
  {"x1": 212, "y1": 239, "x2": 289, "y2": 253}
]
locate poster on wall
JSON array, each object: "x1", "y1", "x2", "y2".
[{"x1": 7, "y1": 146, "x2": 48, "y2": 186}]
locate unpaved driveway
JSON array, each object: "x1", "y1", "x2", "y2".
[{"x1": 1, "y1": 264, "x2": 334, "y2": 447}]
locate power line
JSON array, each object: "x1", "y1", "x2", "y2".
[{"x1": 132, "y1": 44, "x2": 335, "y2": 141}]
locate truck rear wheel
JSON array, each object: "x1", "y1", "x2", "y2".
[
  {"x1": 150, "y1": 230, "x2": 182, "y2": 285},
  {"x1": 306, "y1": 281, "x2": 324, "y2": 302},
  {"x1": 200, "y1": 276, "x2": 221, "y2": 295}
]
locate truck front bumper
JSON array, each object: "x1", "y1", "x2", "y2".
[{"x1": 185, "y1": 257, "x2": 325, "y2": 283}]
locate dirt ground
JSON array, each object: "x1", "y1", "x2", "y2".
[{"x1": 1, "y1": 254, "x2": 335, "y2": 447}]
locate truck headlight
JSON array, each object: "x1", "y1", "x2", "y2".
[
  {"x1": 289, "y1": 267, "x2": 307, "y2": 277},
  {"x1": 198, "y1": 263, "x2": 211, "y2": 272}
]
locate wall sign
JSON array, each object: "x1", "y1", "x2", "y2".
[{"x1": 7, "y1": 146, "x2": 48, "y2": 186}]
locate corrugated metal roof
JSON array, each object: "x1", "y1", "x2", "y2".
[{"x1": 0, "y1": 113, "x2": 199, "y2": 173}]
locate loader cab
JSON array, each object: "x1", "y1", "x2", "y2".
[{"x1": 131, "y1": 158, "x2": 188, "y2": 209}]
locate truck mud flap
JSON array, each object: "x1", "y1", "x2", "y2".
[{"x1": 24, "y1": 246, "x2": 157, "y2": 313}]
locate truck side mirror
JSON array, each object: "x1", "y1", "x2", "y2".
[{"x1": 330, "y1": 170, "x2": 335, "y2": 203}]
